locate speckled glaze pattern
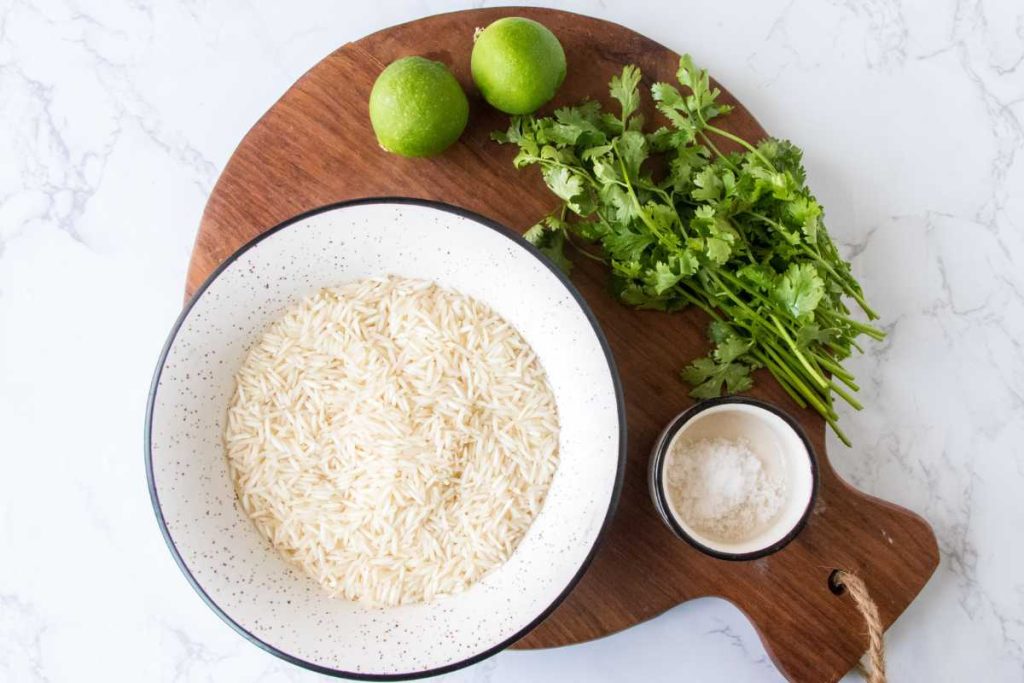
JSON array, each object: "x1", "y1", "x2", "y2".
[{"x1": 145, "y1": 199, "x2": 625, "y2": 679}]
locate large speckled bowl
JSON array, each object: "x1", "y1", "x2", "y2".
[{"x1": 145, "y1": 199, "x2": 625, "y2": 680}]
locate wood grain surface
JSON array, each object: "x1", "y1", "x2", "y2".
[{"x1": 187, "y1": 8, "x2": 939, "y2": 681}]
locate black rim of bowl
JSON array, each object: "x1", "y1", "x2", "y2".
[
  {"x1": 650, "y1": 396, "x2": 818, "y2": 561},
  {"x1": 144, "y1": 197, "x2": 628, "y2": 681}
]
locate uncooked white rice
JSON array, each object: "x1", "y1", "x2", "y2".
[{"x1": 224, "y1": 275, "x2": 560, "y2": 605}]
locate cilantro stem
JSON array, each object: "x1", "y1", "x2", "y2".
[
  {"x1": 700, "y1": 272, "x2": 848, "y2": 407},
  {"x1": 704, "y1": 272, "x2": 773, "y2": 329},
  {"x1": 827, "y1": 380, "x2": 863, "y2": 410},
  {"x1": 743, "y1": 210, "x2": 786, "y2": 232},
  {"x1": 678, "y1": 280, "x2": 827, "y2": 413},
  {"x1": 769, "y1": 315, "x2": 829, "y2": 389},
  {"x1": 796, "y1": 244, "x2": 879, "y2": 319},
  {"x1": 697, "y1": 131, "x2": 738, "y2": 171},
  {"x1": 758, "y1": 346, "x2": 835, "y2": 419},
  {"x1": 565, "y1": 233, "x2": 608, "y2": 264},
  {"x1": 764, "y1": 336, "x2": 833, "y2": 400},
  {"x1": 699, "y1": 271, "x2": 861, "y2": 414},
  {"x1": 777, "y1": 378, "x2": 809, "y2": 409},
  {"x1": 536, "y1": 158, "x2": 600, "y2": 190},
  {"x1": 687, "y1": 88, "x2": 754, "y2": 169},
  {"x1": 612, "y1": 140, "x2": 667, "y2": 243},
  {"x1": 817, "y1": 309, "x2": 885, "y2": 340},
  {"x1": 828, "y1": 419, "x2": 852, "y2": 447},
  {"x1": 714, "y1": 266, "x2": 777, "y2": 311},
  {"x1": 705, "y1": 274, "x2": 826, "y2": 372},
  {"x1": 694, "y1": 277, "x2": 835, "y2": 400},
  {"x1": 813, "y1": 354, "x2": 858, "y2": 386},
  {"x1": 676, "y1": 281, "x2": 723, "y2": 320},
  {"x1": 704, "y1": 123, "x2": 775, "y2": 171},
  {"x1": 833, "y1": 373, "x2": 861, "y2": 393},
  {"x1": 752, "y1": 350, "x2": 808, "y2": 409},
  {"x1": 753, "y1": 350, "x2": 803, "y2": 403}
]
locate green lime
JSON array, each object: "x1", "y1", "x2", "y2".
[
  {"x1": 471, "y1": 17, "x2": 566, "y2": 115},
  {"x1": 368, "y1": 56, "x2": 469, "y2": 157}
]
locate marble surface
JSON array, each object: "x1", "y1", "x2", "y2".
[{"x1": 1, "y1": 0, "x2": 1021, "y2": 680}]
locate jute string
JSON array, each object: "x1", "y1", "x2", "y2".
[{"x1": 834, "y1": 570, "x2": 886, "y2": 683}]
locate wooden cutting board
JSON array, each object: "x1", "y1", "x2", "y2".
[{"x1": 187, "y1": 8, "x2": 939, "y2": 681}]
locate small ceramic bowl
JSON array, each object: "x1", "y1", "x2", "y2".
[
  {"x1": 146, "y1": 198, "x2": 626, "y2": 680},
  {"x1": 648, "y1": 397, "x2": 817, "y2": 560}
]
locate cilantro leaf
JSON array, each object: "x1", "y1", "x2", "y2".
[
  {"x1": 691, "y1": 166, "x2": 724, "y2": 202},
  {"x1": 723, "y1": 363, "x2": 754, "y2": 393},
  {"x1": 705, "y1": 236, "x2": 732, "y2": 264},
  {"x1": 582, "y1": 143, "x2": 613, "y2": 160},
  {"x1": 592, "y1": 157, "x2": 620, "y2": 185},
  {"x1": 737, "y1": 263, "x2": 776, "y2": 292},
  {"x1": 651, "y1": 82, "x2": 684, "y2": 108},
  {"x1": 615, "y1": 130, "x2": 647, "y2": 180},
  {"x1": 610, "y1": 65, "x2": 642, "y2": 121},
  {"x1": 667, "y1": 146, "x2": 710, "y2": 193},
  {"x1": 681, "y1": 356, "x2": 754, "y2": 399},
  {"x1": 599, "y1": 184, "x2": 635, "y2": 223},
  {"x1": 675, "y1": 54, "x2": 733, "y2": 124},
  {"x1": 524, "y1": 217, "x2": 573, "y2": 275},
  {"x1": 545, "y1": 102, "x2": 605, "y2": 145},
  {"x1": 648, "y1": 261, "x2": 681, "y2": 294},
  {"x1": 795, "y1": 322, "x2": 835, "y2": 349},
  {"x1": 776, "y1": 263, "x2": 825, "y2": 318},
  {"x1": 714, "y1": 336, "x2": 753, "y2": 364},
  {"x1": 542, "y1": 166, "x2": 586, "y2": 210},
  {"x1": 786, "y1": 196, "x2": 821, "y2": 242},
  {"x1": 674, "y1": 250, "x2": 700, "y2": 276},
  {"x1": 603, "y1": 228, "x2": 654, "y2": 261},
  {"x1": 708, "y1": 320, "x2": 734, "y2": 344},
  {"x1": 680, "y1": 321, "x2": 757, "y2": 397}
]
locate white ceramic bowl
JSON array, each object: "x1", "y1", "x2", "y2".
[
  {"x1": 146, "y1": 199, "x2": 625, "y2": 679},
  {"x1": 648, "y1": 397, "x2": 817, "y2": 559}
]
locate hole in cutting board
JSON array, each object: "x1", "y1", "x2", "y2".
[{"x1": 828, "y1": 569, "x2": 846, "y2": 596}]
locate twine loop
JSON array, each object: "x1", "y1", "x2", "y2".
[{"x1": 833, "y1": 569, "x2": 886, "y2": 683}]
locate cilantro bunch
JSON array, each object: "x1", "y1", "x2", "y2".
[{"x1": 493, "y1": 56, "x2": 884, "y2": 445}]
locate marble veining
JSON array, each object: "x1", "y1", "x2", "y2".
[{"x1": 1, "y1": 0, "x2": 1022, "y2": 681}]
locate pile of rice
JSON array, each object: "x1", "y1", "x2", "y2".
[{"x1": 224, "y1": 276, "x2": 560, "y2": 605}]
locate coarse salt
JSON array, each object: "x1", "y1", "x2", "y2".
[{"x1": 664, "y1": 436, "x2": 785, "y2": 542}]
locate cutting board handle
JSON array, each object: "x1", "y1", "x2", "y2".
[{"x1": 727, "y1": 456, "x2": 937, "y2": 682}]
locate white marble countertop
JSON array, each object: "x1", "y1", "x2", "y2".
[{"x1": 2, "y1": 0, "x2": 1022, "y2": 680}]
